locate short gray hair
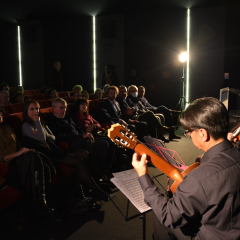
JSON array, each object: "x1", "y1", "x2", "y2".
[
  {"x1": 128, "y1": 85, "x2": 138, "y2": 92},
  {"x1": 52, "y1": 97, "x2": 67, "y2": 107}
]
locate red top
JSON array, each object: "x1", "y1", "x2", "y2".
[{"x1": 72, "y1": 113, "x2": 101, "y2": 132}]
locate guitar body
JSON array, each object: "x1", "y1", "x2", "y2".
[{"x1": 170, "y1": 162, "x2": 200, "y2": 194}]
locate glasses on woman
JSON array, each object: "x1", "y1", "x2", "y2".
[{"x1": 183, "y1": 129, "x2": 195, "y2": 138}]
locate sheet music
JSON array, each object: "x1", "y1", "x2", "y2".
[{"x1": 111, "y1": 169, "x2": 151, "y2": 213}]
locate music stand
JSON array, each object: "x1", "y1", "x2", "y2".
[
  {"x1": 175, "y1": 64, "x2": 186, "y2": 129},
  {"x1": 110, "y1": 196, "x2": 151, "y2": 240}
]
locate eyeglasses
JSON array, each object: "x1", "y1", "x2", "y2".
[
  {"x1": 183, "y1": 129, "x2": 195, "y2": 138},
  {"x1": 59, "y1": 106, "x2": 67, "y2": 110}
]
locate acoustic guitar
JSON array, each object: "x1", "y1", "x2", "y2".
[{"x1": 108, "y1": 123, "x2": 199, "y2": 194}]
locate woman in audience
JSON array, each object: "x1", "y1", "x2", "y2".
[
  {"x1": 81, "y1": 90, "x2": 89, "y2": 100},
  {"x1": 102, "y1": 84, "x2": 110, "y2": 98},
  {"x1": 13, "y1": 91, "x2": 25, "y2": 103},
  {"x1": 71, "y1": 98, "x2": 101, "y2": 134},
  {"x1": 94, "y1": 88, "x2": 103, "y2": 100},
  {"x1": 0, "y1": 107, "x2": 55, "y2": 216},
  {"x1": 22, "y1": 100, "x2": 109, "y2": 201},
  {"x1": 71, "y1": 98, "x2": 116, "y2": 174}
]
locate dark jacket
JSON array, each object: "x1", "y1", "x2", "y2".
[
  {"x1": 139, "y1": 97, "x2": 157, "y2": 111},
  {"x1": 126, "y1": 95, "x2": 148, "y2": 114},
  {"x1": 100, "y1": 72, "x2": 119, "y2": 88},
  {"x1": 46, "y1": 113, "x2": 84, "y2": 144},
  {"x1": 99, "y1": 98, "x2": 122, "y2": 123}
]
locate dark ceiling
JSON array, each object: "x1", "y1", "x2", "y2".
[{"x1": 0, "y1": 0, "x2": 236, "y2": 24}]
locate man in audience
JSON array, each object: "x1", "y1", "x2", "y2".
[
  {"x1": 138, "y1": 86, "x2": 176, "y2": 128},
  {"x1": 47, "y1": 88, "x2": 58, "y2": 99},
  {"x1": 69, "y1": 91, "x2": 82, "y2": 103},
  {"x1": 100, "y1": 86, "x2": 147, "y2": 141},
  {"x1": 116, "y1": 85, "x2": 148, "y2": 141},
  {"x1": 81, "y1": 90, "x2": 89, "y2": 100},
  {"x1": 127, "y1": 85, "x2": 181, "y2": 141},
  {"x1": 13, "y1": 91, "x2": 25, "y2": 103},
  {"x1": 0, "y1": 90, "x2": 11, "y2": 106},
  {"x1": 46, "y1": 98, "x2": 113, "y2": 177}
]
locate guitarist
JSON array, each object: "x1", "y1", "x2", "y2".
[{"x1": 132, "y1": 97, "x2": 240, "y2": 240}]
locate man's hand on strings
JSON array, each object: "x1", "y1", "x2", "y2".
[{"x1": 132, "y1": 153, "x2": 149, "y2": 177}]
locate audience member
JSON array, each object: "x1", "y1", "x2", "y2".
[
  {"x1": 94, "y1": 88, "x2": 103, "y2": 99},
  {"x1": 102, "y1": 84, "x2": 110, "y2": 98},
  {"x1": 46, "y1": 98, "x2": 114, "y2": 183},
  {"x1": 127, "y1": 85, "x2": 180, "y2": 141},
  {"x1": 0, "y1": 82, "x2": 10, "y2": 92},
  {"x1": 99, "y1": 86, "x2": 147, "y2": 141},
  {"x1": 69, "y1": 91, "x2": 82, "y2": 103},
  {"x1": 116, "y1": 86, "x2": 148, "y2": 141},
  {"x1": 48, "y1": 61, "x2": 64, "y2": 91},
  {"x1": 21, "y1": 100, "x2": 108, "y2": 203},
  {"x1": 0, "y1": 90, "x2": 11, "y2": 106},
  {"x1": 47, "y1": 88, "x2": 58, "y2": 99},
  {"x1": 138, "y1": 86, "x2": 177, "y2": 129},
  {"x1": 73, "y1": 85, "x2": 83, "y2": 93},
  {"x1": 81, "y1": 90, "x2": 89, "y2": 100},
  {"x1": 13, "y1": 91, "x2": 25, "y2": 103},
  {"x1": 100, "y1": 65, "x2": 119, "y2": 88},
  {"x1": 0, "y1": 107, "x2": 55, "y2": 217}
]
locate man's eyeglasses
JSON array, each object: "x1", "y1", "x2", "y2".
[
  {"x1": 59, "y1": 106, "x2": 67, "y2": 110},
  {"x1": 183, "y1": 129, "x2": 195, "y2": 138}
]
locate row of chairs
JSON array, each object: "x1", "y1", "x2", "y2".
[{"x1": 3, "y1": 98, "x2": 106, "y2": 115}]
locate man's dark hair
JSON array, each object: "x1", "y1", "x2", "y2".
[
  {"x1": 106, "y1": 86, "x2": 119, "y2": 95},
  {"x1": 180, "y1": 97, "x2": 229, "y2": 140}
]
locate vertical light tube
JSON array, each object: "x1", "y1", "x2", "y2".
[
  {"x1": 17, "y1": 26, "x2": 22, "y2": 86},
  {"x1": 186, "y1": 9, "x2": 190, "y2": 107},
  {"x1": 93, "y1": 16, "x2": 96, "y2": 91}
]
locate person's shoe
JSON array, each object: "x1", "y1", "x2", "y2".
[
  {"x1": 158, "y1": 134, "x2": 169, "y2": 143},
  {"x1": 159, "y1": 126, "x2": 174, "y2": 134},
  {"x1": 169, "y1": 133, "x2": 181, "y2": 140}
]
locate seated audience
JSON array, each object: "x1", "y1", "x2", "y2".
[
  {"x1": 21, "y1": 100, "x2": 108, "y2": 202},
  {"x1": 73, "y1": 85, "x2": 83, "y2": 93},
  {"x1": 47, "y1": 88, "x2": 58, "y2": 99},
  {"x1": 0, "y1": 90, "x2": 11, "y2": 106},
  {"x1": 127, "y1": 85, "x2": 180, "y2": 142},
  {"x1": 81, "y1": 90, "x2": 89, "y2": 100},
  {"x1": 13, "y1": 91, "x2": 25, "y2": 103},
  {"x1": 138, "y1": 86, "x2": 176, "y2": 128},
  {"x1": 46, "y1": 98, "x2": 114, "y2": 185},
  {"x1": 0, "y1": 107, "x2": 55, "y2": 217},
  {"x1": 94, "y1": 88, "x2": 103, "y2": 99},
  {"x1": 102, "y1": 84, "x2": 110, "y2": 98},
  {"x1": 99, "y1": 86, "x2": 148, "y2": 142}
]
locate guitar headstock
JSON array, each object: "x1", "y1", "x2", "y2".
[{"x1": 108, "y1": 123, "x2": 138, "y2": 150}]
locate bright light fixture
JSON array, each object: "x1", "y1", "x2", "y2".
[
  {"x1": 186, "y1": 8, "x2": 190, "y2": 107},
  {"x1": 17, "y1": 26, "x2": 22, "y2": 86},
  {"x1": 93, "y1": 16, "x2": 96, "y2": 91},
  {"x1": 179, "y1": 52, "x2": 187, "y2": 63}
]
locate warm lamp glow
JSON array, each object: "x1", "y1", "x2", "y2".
[{"x1": 179, "y1": 52, "x2": 187, "y2": 63}]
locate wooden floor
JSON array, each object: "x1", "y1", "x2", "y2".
[{"x1": 2, "y1": 126, "x2": 204, "y2": 240}]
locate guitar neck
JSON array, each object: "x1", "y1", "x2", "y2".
[{"x1": 134, "y1": 141, "x2": 184, "y2": 183}]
